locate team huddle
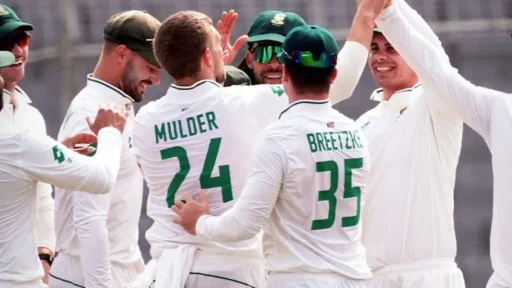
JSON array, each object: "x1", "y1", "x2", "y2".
[{"x1": 0, "y1": 0, "x2": 511, "y2": 287}]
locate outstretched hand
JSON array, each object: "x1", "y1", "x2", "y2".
[
  {"x1": 171, "y1": 192, "x2": 210, "y2": 235},
  {"x1": 357, "y1": 0, "x2": 391, "y2": 18},
  {"x1": 217, "y1": 10, "x2": 248, "y2": 65}
]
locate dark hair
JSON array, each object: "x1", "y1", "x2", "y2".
[
  {"x1": 154, "y1": 11, "x2": 213, "y2": 79},
  {"x1": 286, "y1": 62, "x2": 334, "y2": 94}
]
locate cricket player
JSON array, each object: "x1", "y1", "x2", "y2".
[
  {"x1": 374, "y1": 0, "x2": 512, "y2": 287},
  {"x1": 173, "y1": 24, "x2": 372, "y2": 288},
  {"x1": 130, "y1": 6, "x2": 378, "y2": 288},
  {"x1": 0, "y1": 5, "x2": 57, "y2": 283},
  {"x1": 350, "y1": 0, "x2": 465, "y2": 286},
  {"x1": 0, "y1": 50, "x2": 128, "y2": 288},
  {"x1": 49, "y1": 10, "x2": 161, "y2": 288}
]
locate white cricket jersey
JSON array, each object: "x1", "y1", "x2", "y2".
[
  {"x1": 133, "y1": 40, "x2": 371, "y2": 260},
  {"x1": 0, "y1": 93, "x2": 123, "y2": 283},
  {"x1": 377, "y1": 4, "x2": 512, "y2": 285},
  {"x1": 53, "y1": 75, "x2": 143, "y2": 286},
  {"x1": 4, "y1": 87, "x2": 56, "y2": 253},
  {"x1": 355, "y1": 85, "x2": 463, "y2": 267},
  {"x1": 197, "y1": 100, "x2": 372, "y2": 279},
  {"x1": 133, "y1": 80, "x2": 289, "y2": 258}
]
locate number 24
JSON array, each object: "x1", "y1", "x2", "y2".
[{"x1": 160, "y1": 138, "x2": 232, "y2": 208}]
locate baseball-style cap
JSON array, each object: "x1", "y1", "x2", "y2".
[
  {"x1": 373, "y1": 26, "x2": 383, "y2": 34},
  {"x1": 278, "y1": 25, "x2": 339, "y2": 68},
  {"x1": 103, "y1": 10, "x2": 161, "y2": 67},
  {"x1": 223, "y1": 65, "x2": 251, "y2": 87},
  {"x1": 0, "y1": 51, "x2": 15, "y2": 68},
  {"x1": 0, "y1": 5, "x2": 33, "y2": 41},
  {"x1": 247, "y1": 10, "x2": 306, "y2": 44}
]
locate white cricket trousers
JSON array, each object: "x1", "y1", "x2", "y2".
[
  {"x1": 126, "y1": 248, "x2": 266, "y2": 288},
  {"x1": 0, "y1": 279, "x2": 47, "y2": 288},
  {"x1": 48, "y1": 252, "x2": 144, "y2": 288},
  {"x1": 366, "y1": 258, "x2": 465, "y2": 288},
  {"x1": 487, "y1": 272, "x2": 511, "y2": 288},
  {"x1": 267, "y1": 272, "x2": 367, "y2": 288}
]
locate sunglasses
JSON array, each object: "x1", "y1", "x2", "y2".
[
  {"x1": 278, "y1": 49, "x2": 337, "y2": 68},
  {"x1": 251, "y1": 45, "x2": 283, "y2": 64},
  {"x1": 0, "y1": 32, "x2": 31, "y2": 51}
]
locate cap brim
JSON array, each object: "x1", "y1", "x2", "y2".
[
  {"x1": 0, "y1": 51, "x2": 15, "y2": 68},
  {"x1": 0, "y1": 22, "x2": 33, "y2": 40},
  {"x1": 248, "y1": 33, "x2": 286, "y2": 44},
  {"x1": 137, "y1": 50, "x2": 160, "y2": 68}
]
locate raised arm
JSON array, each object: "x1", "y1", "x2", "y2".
[
  {"x1": 195, "y1": 133, "x2": 285, "y2": 242},
  {"x1": 375, "y1": 4, "x2": 501, "y2": 137}
]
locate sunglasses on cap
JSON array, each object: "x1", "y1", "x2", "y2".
[
  {"x1": 251, "y1": 45, "x2": 283, "y2": 64},
  {"x1": 0, "y1": 32, "x2": 31, "y2": 51},
  {"x1": 278, "y1": 49, "x2": 337, "y2": 68}
]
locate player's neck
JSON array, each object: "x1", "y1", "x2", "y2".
[
  {"x1": 92, "y1": 64, "x2": 120, "y2": 89},
  {"x1": 174, "y1": 76, "x2": 213, "y2": 87},
  {"x1": 288, "y1": 92, "x2": 328, "y2": 104},
  {"x1": 4, "y1": 81, "x2": 15, "y2": 95}
]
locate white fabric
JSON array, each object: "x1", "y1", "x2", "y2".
[
  {"x1": 4, "y1": 86, "x2": 56, "y2": 254},
  {"x1": 0, "y1": 279, "x2": 47, "y2": 288},
  {"x1": 154, "y1": 246, "x2": 197, "y2": 288},
  {"x1": 52, "y1": 75, "x2": 144, "y2": 288},
  {"x1": 124, "y1": 259, "x2": 157, "y2": 288},
  {"x1": 0, "y1": 98, "x2": 122, "y2": 284},
  {"x1": 267, "y1": 272, "x2": 366, "y2": 288},
  {"x1": 377, "y1": 3, "x2": 512, "y2": 286},
  {"x1": 197, "y1": 100, "x2": 372, "y2": 279},
  {"x1": 366, "y1": 259, "x2": 464, "y2": 288},
  {"x1": 49, "y1": 253, "x2": 144, "y2": 288}
]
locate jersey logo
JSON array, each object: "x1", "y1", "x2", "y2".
[
  {"x1": 326, "y1": 121, "x2": 335, "y2": 128},
  {"x1": 271, "y1": 14, "x2": 286, "y2": 26},
  {"x1": 0, "y1": 6, "x2": 9, "y2": 16}
]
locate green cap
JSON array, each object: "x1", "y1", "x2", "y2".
[
  {"x1": 103, "y1": 10, "x2": 161, "y2": 67},
  {"x1": 373, "y1": 26, "x2": 382, "y2": 34},
  {"x1": 279, "y1": 25, "x2": 339, "y2": 67},
  {"x1": 0, "y1": 5, "x2": 33, "y2": 41},
  {"x1": 0, "y1": 51, "x2": 15, "y2": 68},
  {"x1": 223, "y1": 65, "x2": 251, "y2": 87},
  {"x1": 247, "y1": 10, "x2": 306, "y2": 44}
]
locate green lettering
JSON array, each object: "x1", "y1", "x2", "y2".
[
  {"x1": 154, "y1": 123, "x2": 167, "y2": 144},
  {"x1": 336, "y1": 132, "x2": 344, "y2": 150},
  {"x1": 307, "y1": 133, "x2": 317, "y2": 153},
  {"x1": 329, "y1": 131, "x2": 338, "y2": 150},
  {"x1": 186, "y1": 117, "x2": 197, "y2": 136},
  {"x1": 169, "y1": 122, "x2": 178, "y2": 141},
  {"x1": 323, "y1": 132, "x2": 332, "y2": 151},
  {"x1": 349, "y1": 131, "x2": 358, "y2": 149},
  {"x1": 197, "y1": 114, "x2": 207, "y2": 133},
  {"x1": 177, "y1": 120, "x2": 188, "y2": 139},
  {"x1": 270, "y1": 85, "x2": 284, "y2": 96},
  {"x1": 342, "y1": 131, "x2": 352, "y2": 149},
  {"x1": 205, "y1": 112, "x2": 219, "y2": 130},
  {"x1": 52, "y1": 145, "x2": 65, "y2": 164},
  {"x1": 315, "y1": 132, "x2": 327, "y2": 151}
]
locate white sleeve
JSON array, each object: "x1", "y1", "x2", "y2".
[
  {"x1": 35, "y1": 182, "x2": 56, "y2": 252},
  {"x1": 19, "y1": 127, "x2": 123, "y2": 194},
  {"x1": 376, "y1": 5, "x2": 498, "y2": 139},
  {"x1": 328, "y1": 41, "x2": 369, "y2": 103},
  {"x1": 196, "y1": 133, "x2": 284, "y2": 242},
  {"x1": 72, "y1": 186, "x2": 113, "y2": 288}
]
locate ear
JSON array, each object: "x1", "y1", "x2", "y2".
[
  {"x1": 245, "y1": 51, "x2": 254, "y2": 69},
  {"x1": 329, "y1": 68, "x2": 338, "y2": 84},
  {"x1": 203, "y1": 48, "x2": 213, "y2": 68},
  {"x1": 115, "y1": 45, "x2": 130, "y2": 65},
  {"x1": 282, "y1": 65, "x2": 290, "y2": 83}
]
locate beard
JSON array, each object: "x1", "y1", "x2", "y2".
[
  {"x1": 254, "y1": 67, "x2": 283, "y2": 84},
  {"x1": 120, "y1": 60, "x2": 145, "y2": 102}
]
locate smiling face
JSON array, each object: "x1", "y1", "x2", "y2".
[
  {"x1": 245, "y1": 41, "x2": 283, "y2": 84},
  {"x1": 118, "y1": 48, "x2": 161, "y2": 102},
  {"x1": 0, "y1": 29, "x2": 30, "y2": 88},
  {"x1": 368, "y1": 33, "x2": 418, "y2": 92}
]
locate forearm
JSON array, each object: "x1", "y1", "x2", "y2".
[
  {"x1": 36, "y1": 182, "x2": 56, "y2": 252},
  {"x1": 75, "y1": 220, "x2": 112, "y2": 287}
]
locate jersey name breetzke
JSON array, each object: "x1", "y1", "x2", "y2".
[
  {"x1": 307, "y1": 130, "x2": 364, "y2": 153},
  {"x1": 154, "y1": 111, "x2": 219, "y2": 144}
]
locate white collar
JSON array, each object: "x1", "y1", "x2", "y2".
[
  {"x1": 165, "y1": 80, "x2": 221, "y2": 104},
  {"x1": 3, "y1": 86, "x2": 31, "y2": 104},
  {"x1": 370, "y1": 83, "x2": 422, "y2": 107},
  {"x1": 86, "y1": 74, "x2": 135, "y2": 105},
  {"x1": 279, "y1": 99, "x2": 331, "y2": 119}
]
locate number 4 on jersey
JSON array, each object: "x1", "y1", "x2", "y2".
[
  {"x1": 311, "y1": 158, "x2": 363, "y2": 230},
  {"x1": 160, "y1": 137, "x2": 233, "y2": 208}
]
